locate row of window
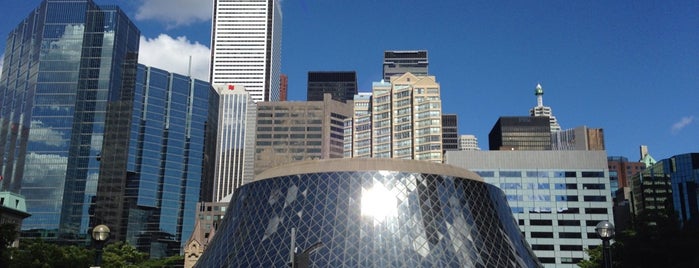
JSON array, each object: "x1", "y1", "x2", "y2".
[{"x1": 511, "y1": 207, "x2": 608, "y2": 214}]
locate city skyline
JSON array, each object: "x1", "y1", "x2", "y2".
[{"x1": 1, "y1": 0, "x2": 697, "y2": 160}]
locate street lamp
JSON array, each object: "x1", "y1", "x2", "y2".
[
  {"x1": 91, "y1": 224, "x2": 110, "y2": 268},
  {"x1": 289, "y1": 228, "x2": 324, "y2": 268},
  {"x1": 595, "y1": 221, "x2": 615, "y2": 268}
]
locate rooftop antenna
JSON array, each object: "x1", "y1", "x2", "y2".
[{"x1": 188, "y1": 55, "x2": 192, "y2": 77}]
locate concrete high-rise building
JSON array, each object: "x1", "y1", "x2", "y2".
[
  {"x1": 279, "y1": 74, "x2": 288, "y2": 101},
  {"x1": 489, "y1": 116, "x2": 551, "y2": 150},
  {"x1": 446, "y1": 150, "x2": 613, "y2": 267},
  {"x1": 529, "y1": 84, "x2": 561, "y2": 132},
  {"x1": 551, "y1": 126, "x2": 605, "y2": 151},
  {"x1": 210, "y1": 0, "x2": 282, "y2": 102},
  {"x1": 254, "y1": 94, "x2": 353, "y2": 175},
  {"x1": 0, "y1": 0, "x2": 140, "y2": 241},
  {"x1": 383, "y1": 50, "x2": 428, "y2": 81},
  {"x1": 206, "y1": 84, "x2": 257, "y2": 203},
  {"x1": 607, "y1": 156, "x2": 645, "y2": 195},
  {"x1": 458, "y1": 134, "x2": 481, "y2": 151},
  {"x1": 307, "y1": 71, "x2": 358, "y2": 102},
  {"x1": 348, "y1": 92, "x2": 373, "y2": 158},
  {"x1": 442, "y1": 114, "x2": 458, "y2": 153},
  {"x1": 371, "y1": 73, "x2": 442, "y2": 162}
]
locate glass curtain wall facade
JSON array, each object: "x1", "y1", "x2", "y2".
[
  {"x1": 383, "y1": 50, "x2": 428, "y2": 82},
  {"x1": 489, "y1": 116, "x2": 552, "y2": 151},
  {"x1": 195, "y1": 159, "x2": 541, "y2": 267},
  {"x1": 446, "y1": 150, "x2": 613, "y2": 267},
  {"x1": 210, "y1": 0, "x2": 282, "y2": 102},
  {"x1": 208, "y1": 84, "x2": 256, "y2": 203},
  {"x1": 93, "y1": 65, "x2": 213, "y2": 257},
  {"x1": 306, "y1": 71, "x2": 358, "y2": 102},
  {"x1": 442, "y1": 114, "x2": 458, "y2": 152},
  {"x1": 0, "y1": 0, "x2": 139, "y2": 240},
  {"x1": 665, "y1": 153, "x2": 699, "y2": 227}
]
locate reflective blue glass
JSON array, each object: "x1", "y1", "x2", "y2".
[{"x1": 196, "y1": 166, "x2": 541, "y2": 267}]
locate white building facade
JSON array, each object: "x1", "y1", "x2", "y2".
[
  {"x1": 530, "y1": 83, "x2": 561, "y2": 132},
  {"x1": 458, "y1": 134, "x2": 480, "y2": 151},
  {"x1": 210, "y1": 0, "x2": 282, "y2": 102},
  {"x1": 212, "y1": 84, "x2": 257, "y2": 202},
  {"x1": 446, "y1": 150, "x2": 613, "y2": 268}
]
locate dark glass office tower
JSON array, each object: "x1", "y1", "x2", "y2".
[
  {"x1": 306, "y1": 71, "x2": 357, "y2": 102},
  {"x1": 91, "y1": 65, "x2": 214, "y2": 257},
  {"x1": 442, "y1": 114, "x2": 458, "y2": 152},
  {"x1": 0, "y1": 0, "x2": 140, "y2": 240},
  {"x1": 383, "y1": 50, "x2": 428, "y2": 81},
  {"x1": 488, "y1": 116, "x2": 551, "y2": 150}
]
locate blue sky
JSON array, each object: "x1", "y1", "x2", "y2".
[{"x1": 1, "y1": 0, "x2": 697, "y2": 161}]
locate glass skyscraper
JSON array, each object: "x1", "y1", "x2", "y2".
[
  {"x1": 1, "y1": 1, "x2": 215, "y2": 257},
  {"x1": 306, "y1": 71, "x2": 358, "y2": 102},
  {"x1": 91, "y1": 65, "x2": 214, "y2": 257},
  {"x1": 0, "y1": 0, "x2": 139, "y2": 240}
]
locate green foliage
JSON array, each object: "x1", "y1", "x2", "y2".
[
  {"x1": 140, "y1": 254, "x2": 185, "y2": 267},
  {"x1": 6, "y1": 239, "x2": 184, "y2": 268},
  {"x1": 0, "y1": 223, "x2": 18, "y2": 268},
  {"x1": 7, "y1": 239, "x2": 93, "y2": 268},
  {"x1": 578, "y1": 208, "x2": 699, "y2": 268},
  {"x1": 102, "y1": 241, "x2": 149, "y2": 268}
]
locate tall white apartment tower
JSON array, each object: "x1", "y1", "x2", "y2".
[
  {"x1": 212, "y1": 84, "x2": 257, "y2": 202},
  {"x1": 529, "y1": 83, "x2": 562, "y2": 132},
  {"x1": 211, "y1": 0, "x2": 282, "y2": 102},
  {"x1": 371, "y1": 73, "x2": 443, "y2": 162}
]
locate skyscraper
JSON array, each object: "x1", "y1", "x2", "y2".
[
  {"x1": 529, "y1": 83, "x2": 561, "y2": 132},
  {"x1": 446, "y1": 150, "x2": 613, "y2": 267},
  {"x1": 458, "y1": 134, "x2": 481, "y2": 151},
  {"x1": 306, "y1": 71, "x2": 358, "y2": 102},
  {"x1": 370, "y1": 72, "x2": 442, "y2": 162},
  {"x1": 0, "y1": 0, "x2": 140, "y2": 240},
  {"x1": 210, "y1": 0, "x2": 283, "y2": 102},
  {"x1": 442, "y1": 114, "x2": 459, "y2": 152},
  {"x1": 92, "y1": 65, "x2": 214, "y2": 257},
  {"x1": 551, "y1": 126, "x2": 605, "y2": 150},
  {"x1": 254, "y1": 94, "x2": 352, "y2": 175},
  {"x1": 489, "y1": 116, "x2": 551, "y2": 150},
  {"x1": 279, "y1": 74, "x2": 288, "y2": 101},
  {"x1": 347, "y1": 92, "x2": 373, "y2": 158},
  {"x1": 383, "y1": 50, "x2": 428, "y2": 82},
  {"x1": 207, "y1": 84, "x2": 257, "y2": 202}
]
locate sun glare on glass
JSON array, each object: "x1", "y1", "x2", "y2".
[{"x1": 361, "y1": 183, "x2": 397, "y2": 222}]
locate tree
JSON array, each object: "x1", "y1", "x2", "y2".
[
  {"x1": 8, "y1": 239, "x2": 93, "y2": 268},
  {"x1": 0, "y1": 223, "x2": 18, "y2": 267},
  {"x1": 102, "y1": 241, "x2": 148, "y2": 268}
]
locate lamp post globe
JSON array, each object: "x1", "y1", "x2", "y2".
[
  {"x1": 92, "y1": 224, "x2": 110, "y2": 241},
  {"x1": 595, "y1": 221, "x2": 615, "y2": 239},
  {"x1": 595, "y1": 221, "x2": 615, "y2": 268},
  {"x1": 91, "y1": 224, "x2": 110, "y2": 267}
]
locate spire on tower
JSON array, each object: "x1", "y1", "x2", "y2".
[{"x1": 535, "y1": 83, "x2": 544, "y2": 107}]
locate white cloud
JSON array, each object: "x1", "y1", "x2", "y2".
[
  {"x1": 138, "y1": 34, "x2": 210, "y2": 81},
  {"x1": 671, "y1": 116, "x2": 694, "y2": 134},
  {"x1": 29, "y1": 120, "x2": 67, "y2": 147},
  {"x1": 0, "y1": 53, "x2": 4, "y2": 76},
  {"x1": 135, "y1": 0, "x2": 212, "y2": 27}
]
